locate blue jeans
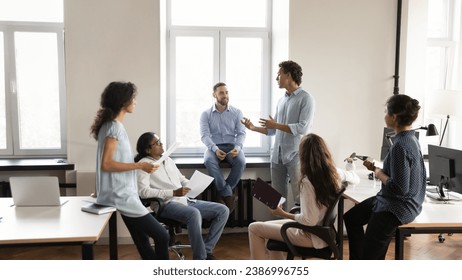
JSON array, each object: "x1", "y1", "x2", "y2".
[
  {"x1": 160, "y1": 200, "x2": 229, "y2": 260},
  {"x1": 270, "y1": 155, "x2": 300, "y2": 208},
  {"x1": 204, "y1": 143, "x2": 246, "y2": 197},
  {"x1": 121, "y1": 213, "x2": 170, "y2": 260},
  {"x1": 344, "y1": 196, "x2": 401, "y2": 260}
]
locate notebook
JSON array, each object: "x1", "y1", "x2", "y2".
[
  {"x1": 81, "y1": 203, "x2": 116, "y2": 215},
  {"x1": 252, "y1": 177, "x2": 286, "y2": 209},
  {"x1": 9, "y1": 176, "x2": 68, "y2": 207}
]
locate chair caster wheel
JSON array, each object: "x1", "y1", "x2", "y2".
[{"x1": 438, "y1": 234, "x2": 445, "y2": 243}]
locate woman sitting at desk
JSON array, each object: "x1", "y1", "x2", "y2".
[
  {"x1": 344, "y1": 94, "x2": 426, "y2": 260},
  {"x1": 248, "y1": 133, "x2": 359, "y2": 260}
]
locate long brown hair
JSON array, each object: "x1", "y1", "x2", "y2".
[{"x1": 298, "y1": 133, "x2": 340, "y2": 208}]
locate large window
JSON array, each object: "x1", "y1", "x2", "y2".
[
  {"x1": 425, "y1": 0, "x2": 462, "y2": 90},
  {"x1": 167, "y1": 0, "x2": 272, "y2": 156},
  {"x1": 0, "y1": 0, "x2": 66, "y2": 157}
]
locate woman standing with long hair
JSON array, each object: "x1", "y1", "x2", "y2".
[{"x1": 90, "y1": 81, "x2": 169, "y2": 260}]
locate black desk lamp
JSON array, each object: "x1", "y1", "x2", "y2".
[
  {"x1": 385, "y1": 124, "x2": 438, "y2": 146},
  {"x1": 420, "y1": 124, "x2": 439, "y2": 137}
]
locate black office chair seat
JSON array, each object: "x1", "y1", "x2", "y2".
[
  {"x1": 266, "y1": 241, "x2": 333, "y2": 259},
  {"x1": 266, "y1": 223, "x2": 338, "y2": 260},
  {"x1": 140, "y1": 197, "x2": 191, "y2": 260},
  {"x1": 266, "y1": 186, "x2": 346, "y2": 260}
]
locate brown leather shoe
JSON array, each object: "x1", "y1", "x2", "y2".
[{"x1": 223, "y1": 195, "x2": 238, "y2": 213}]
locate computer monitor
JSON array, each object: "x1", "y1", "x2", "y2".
[
  {"x1": 428, "y1": 144, "x2": 462, "y2": 196},
  {"x1": 380, "y1": 127, "x2": 419, "y2": 160}
]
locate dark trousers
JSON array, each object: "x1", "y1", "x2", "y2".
[
  {"x1": 121, "y1": 213, "x2": 170, "y2": 260},
  {"x1": 344, "y1": 196, "x2": 401, "y2": 260}
]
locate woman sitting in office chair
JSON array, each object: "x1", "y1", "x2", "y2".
[
  {"x1": 135, "y1": 132, "x2": 229, "y2": 260},
  {"x1": 344, "y1": 94, "x2": 426, "y2": 260},
  {"x1": 248, "y1": 133, "x2": 359, "y2": 259}
]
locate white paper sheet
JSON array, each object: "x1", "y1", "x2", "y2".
[
  {"x1": 154, "y1": 142, "x2": 181, "y2": 165},
  {"x1": 186, "y1": 170, "x2": 215, "y2": 198},
  {"x1": 278, "y1": 197, "x2": 286, "y2": 206}
]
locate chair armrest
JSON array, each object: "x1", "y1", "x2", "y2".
[
  {"x1": 279, "y1": 221, "x2": 339, "y2": 259},
  {"x1": 139, "y1": 197, "x2": 166, "y2": 216},
  {"x1": 289, "y1": 206, "x2": 301, "y2": 214}
]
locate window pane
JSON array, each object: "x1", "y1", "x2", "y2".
[
  {"x1": 0, "y1": 0, "x2": 63, "y2": 22},
  {"x1": 225, "y1": 37, "x2": 263, "y2": 148},
  {"x1": 15, "y1": 32, "x2": 61, "y2": 149},
  {"x1": 427, "y1": 0, "x2": 450, "y2": 38},
  {"x1": 171, "y1": 0, "x2": 267, "y2": 27},
  {"x1": 0, "y1": 32, "x2": 6, "y2": 149},
  {"x1": 426, "y1": 46, "x2": 448, "y2": 90},
  {"x1": 175, "y1": 36, "x2": 214, "y2": 148}
]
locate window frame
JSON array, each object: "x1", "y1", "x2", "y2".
[
  {"x1": 426, "y1": 0, "x2": 461, "y2": 91},
  {"x1": 0, "y1": 21, "x2": 66, "y2": 158},
  {"x1": 166, "y1": 0, "x2": 273, "y2": 157}
]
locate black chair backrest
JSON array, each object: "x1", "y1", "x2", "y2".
[{"x1": 321, "y1": 184, "x2": 347, "y2": 227}]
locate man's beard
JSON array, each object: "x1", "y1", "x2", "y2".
[{"x1": 218, "y1": 99, "x2": 228, "y2": 106}]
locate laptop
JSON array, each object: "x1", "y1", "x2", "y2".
[{"x1": 9, "y1": 176, "x2": 68, "y2": 206}]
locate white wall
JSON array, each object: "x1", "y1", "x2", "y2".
[
  {"x1": 65, "y1": 0, "x2": 161, "y2": 241},
  {"x1": 290, "y1": 0, "x2": 397, "y2": 164},
  {"x1": 64, "y1": 0, "x2": 399, "y2": 240},
  {"x1": 64, "y1": 0, "x2": 161, "y2": 173}
]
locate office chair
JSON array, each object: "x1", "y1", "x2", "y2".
[
  {"x1": 140, "y1": 197, "x2": 191, "y2": 260},
  {"x1": 266, "y1": 187, "x2": 346, "y2": 260}
]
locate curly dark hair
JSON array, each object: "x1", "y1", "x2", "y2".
[
  {"x1": 134, "y1": 132, "x2": 156, "y2": 162},
  {"x1": 90, "y1": 81, "x2": 137, "y2": 140},
  {"x1": 386, "y1": 94, "x2": 420, "y2": 127},
  {"x1": 298, "y1": 133, "x2": 340, "y2": 208},
  {"x1": 279, "y1": 60, "x2": 303, "y2": 86}
]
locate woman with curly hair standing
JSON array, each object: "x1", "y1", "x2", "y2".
[{"x1": 90, "y1": 81, "x2": 169, "y2": 260}]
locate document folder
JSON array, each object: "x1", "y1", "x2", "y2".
[
  {"x1": 81, "y1": 203, "x2": 116, "y2": 215},
  {"x1": 252, "y1": 177, "x2": 285, "y2": 209}
]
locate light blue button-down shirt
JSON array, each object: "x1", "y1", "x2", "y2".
[
  {"x1": 268, "y1": 87, "x2": 315, "y2": 164},
  {"x1": 200, "y1": 104, "x2": 246, "y2": 152},
  {"x1": 96, "y1": 120, "x2": 149, "y2": 218}
]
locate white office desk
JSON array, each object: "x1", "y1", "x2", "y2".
[
  {"x1": 340, "y1": 169, "x2": 462, "y2": 260},
  {"x1": 0, "y1": 196, "x2": 118, "y2": 260}
]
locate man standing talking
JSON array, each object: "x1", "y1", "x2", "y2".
[
  {"x1": 242, "y1": 60, "x2": 315, "y2": 207},
  {"x1": 200, "y1": 82, "x2": 246, "y2": 213}
]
